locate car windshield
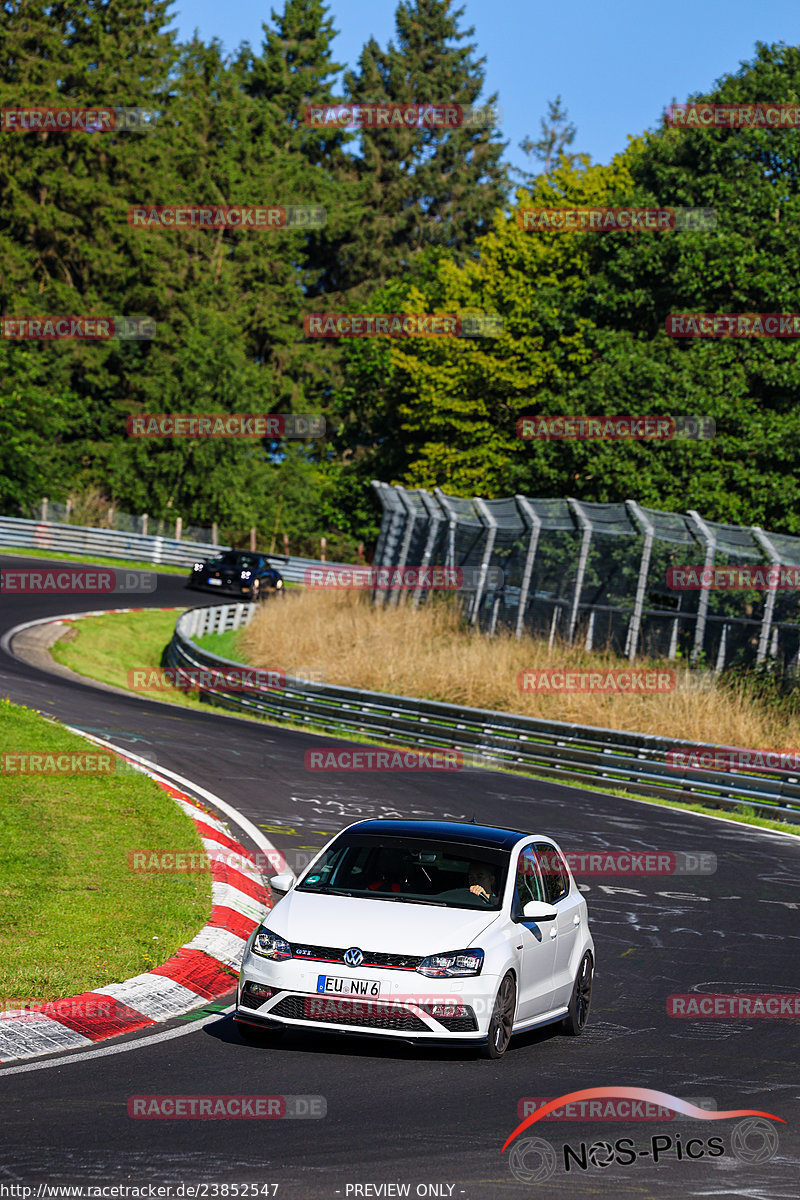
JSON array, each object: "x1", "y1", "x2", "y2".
[
  {"x1": 211, "y1": 552, "x2": 259, "y2": 570},
  {"x1": 296, "y1": 834, "x2": 509, "y2": 910}
]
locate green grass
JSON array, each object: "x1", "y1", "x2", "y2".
[
  {"x1": 0, "y1": 697, "x2": 212, "y2": 1001},
  {"x1": 51, "y1": 608, "x2": 211, "y2": 710},
  {"x1": 52, "y1": 611, "x2": 800, "y2": 840},
  {"x1": 0, "y1": 546, "x2": 190, "y2": 576},
  {"x1": 194, "y1": 627, "x2": 247, "y2": 660}
]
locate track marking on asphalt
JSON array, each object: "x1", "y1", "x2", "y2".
[{"x1": 0, "y1": 1008, "x2": 233, "y2": 1077}]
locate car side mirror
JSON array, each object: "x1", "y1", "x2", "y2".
[
  {"x1": 269, "y1": 872, "x2": 295, "y2": 895},
  {"x1": 522, "y1": 900, "x2": 558, "y2": 922}
]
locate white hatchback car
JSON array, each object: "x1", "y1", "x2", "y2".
[{"x1": 234, "y1": 819, "x2": 594, "y2": 1057}]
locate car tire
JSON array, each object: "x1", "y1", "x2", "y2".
[
  {"x1": 482, "y1": 971, "x2": 516, "y2": 1059},
  {"x1": 561, "y1": 951, "x2": 593, "y2": 1036}
]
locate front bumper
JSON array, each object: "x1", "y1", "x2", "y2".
[
  {"x1": 236, "y1": 953, "x2": 501, "y2": 1041},
  {"x1": 187, "y1": 578, "x2": 258, "y2": 598}
]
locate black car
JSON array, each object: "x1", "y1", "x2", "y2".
[{"x1": 187, "y1": 550, "x2": 286, "y2": 601}]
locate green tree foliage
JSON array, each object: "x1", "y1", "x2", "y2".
[
  {"x1": 335, "y1": 42, "x2": 800, "y2": 533},
  {"x1": 2, "y1": 11, "x2": 800, "y2": 548}
]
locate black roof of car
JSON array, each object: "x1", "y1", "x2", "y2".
[{"x1": 344, "y1": 818, "x2": 538, "y2": 851}]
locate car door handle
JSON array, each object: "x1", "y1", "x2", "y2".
[{"x1": 573, "y1": 914, "x2": 580, "y2": 926}]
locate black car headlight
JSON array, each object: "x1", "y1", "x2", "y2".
[
  {"x1": 416, "y1": 949, "x2": 484, "y2": 978},
  {"x1": 251, "y1": 927, "x2": 292, "y2": 961}
]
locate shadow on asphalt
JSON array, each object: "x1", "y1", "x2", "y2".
[{"x1": 203, "y1": 1012, "x2": 564, "y2": 1062}]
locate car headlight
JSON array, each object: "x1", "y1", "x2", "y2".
[
  {"x1": 241, "y1": 571, "x2": 252, "y2": 579},
  {"x1": 192, "y1": 563, "x2": 203, "y2": 572},
  {"x1": 251, "y1": 927, "x2": 292, "y2": 960},
  {"x1": 416, "y1": 948, "x2": 484, "y2": 978},
  {"x1": 275, "y1": 579, "x2": 283, "y2": 588}
]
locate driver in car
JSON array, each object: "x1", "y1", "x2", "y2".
[{"x1": 468, "y1": 864, "x2": 498, "y2": 902}]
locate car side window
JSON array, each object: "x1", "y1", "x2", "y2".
[
  {"x1": 513, "y1": 846, "x2": 546, "y2": 915},
  {"x1": 534, "y1": 843, "x2": 569, "y2": 904}
]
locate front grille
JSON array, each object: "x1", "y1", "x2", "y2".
[
  {"x1": 239, "y1": 993, "x2": 263, "y2": 1010},
  {"x1": 271, "y1": 994, "x2": 428, "y2": 1032},
  {"x1": 435, "y1": 1011, "x2": 478, "y2": 1032},
  {"x1": 291, "y1": 942, "x2": 423, "y2": 971},
  {"x1": 240, "y1": 983, "x2": 276, "y2": 1010}
]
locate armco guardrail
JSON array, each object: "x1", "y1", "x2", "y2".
[
  {"x1": 166, "y1": 603, "x2": 800, "y2": 824},
  {"x1": 0, "y1": 515, "x2": 350, "y2": 581}
]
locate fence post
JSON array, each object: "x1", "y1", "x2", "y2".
[
  {"x1": 687, "y1": 510, "x2": 716, "y2": 665},
  {"x1": 390, "y1": 487, "x2": 417, "y2": 607},
  {"x1": 175, "y1": 517, "x2": 182, "y2": 541},
  {"x1": 625, "y1": 500, "x2": 656, "y2": 661},
  {"x1": 212, "y1": 522, "x2": 218, "y2": 546},
  {"x1": 433, "y1": 488, "x2": 458, "y2": 573},
  {"x1": 320, "y1": 536, "x2": 326, "y2": 563},
  {"x1": 412, "y1": 490, "x2": 442, "y2": 608},
  {"x1": 751, "y1": 527, "x2": 781, "y2": 664},
  {"x1": 142, "y1": 513, "x2": 148, "y2": 536},
  {"x1": 370, "y1": 482, "x2": 407, "y2": 607},
  {"x1": 283, "y1": 532, "x2": 289, "y2": 557},
  {"x1": 566, "y1": 498, "x2": 593, "y2": 643},
  {"x1": 515, "y1": 496, "x2": 542, "y2": 640},
  {"x1": 250, "y1": 527, "x2": 257, "y2": 552},
  {"x1": 41, "y1": 497, "x2": 48, "y2": 522},
  {"x1": 472, "y1": 497, "x2": 498, "y2": 627}
]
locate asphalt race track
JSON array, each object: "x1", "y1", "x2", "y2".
[{"x1": 1, "y1": 556, "x2": 798, "y2": 1199}]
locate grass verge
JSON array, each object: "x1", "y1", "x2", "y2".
[{"x1": 0, "y1": 698, "x2": 212, "y2": 1001}]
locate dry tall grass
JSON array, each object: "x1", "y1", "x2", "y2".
[{"x1": 241, "y1": 590, "x2": 800, "y2": 749}]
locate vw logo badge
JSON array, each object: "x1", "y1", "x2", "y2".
[{"x1": 344, "y1": 947, "x2": 363, "y2": 968}]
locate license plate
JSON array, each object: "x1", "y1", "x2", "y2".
[
  {"x1": 207, "y1": 578, "x2": 222, "y2": 585},
  {"x1": 316, "y1": 974, "x2": 381, "y2": 997}
]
